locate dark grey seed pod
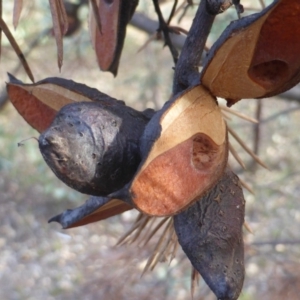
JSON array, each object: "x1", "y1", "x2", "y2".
[
  {"x1": 174, "y1": 168, "x2": 245, "y2": 300},
  {"x1": 39, "y1": 101, "x2": 153, "y2": 196}
]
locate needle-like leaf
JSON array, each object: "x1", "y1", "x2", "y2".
[{"x1": 228, "y1": 126, "x2": 269, "y2": 169}]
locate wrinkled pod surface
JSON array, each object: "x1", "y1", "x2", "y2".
[
  {"x1": 39, "y1": 101, "x2": 153, "y2": 196},
  {"x1": 174, "y1": 168, "x2": 245, "y2": 300}
]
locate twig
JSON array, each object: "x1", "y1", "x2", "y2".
[
  {"x1": 152, "y1": 0, "x2": 179, "y2": 64},
  {"x1": 253, "y1": 101, "x2": 262, "y2": 156},
  {"x1": 130, "y1": 12, "x2": 187, "y2": 50},
  {"x1": 261, "y1": 106, "x2": 300, "y2": 124},
  {"x1": 167, "y1": 0, "x2": 178, "y2": 24},
  {"x1": 177, "y1": 2, "x2": 192, "y2": 23},
  {"x1": 0, "y1": 27, "x2": 51, "y2": 110},
  {"x1": 173, "y1": 0, "x2": 215, "y2": 94}
]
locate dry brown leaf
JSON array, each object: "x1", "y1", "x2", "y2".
[
  {"x1": 49, "y1": 0, "x2": 69, "y2": 70},
  {"x1": 90, "y1": 0, "x2": 102, "y2": 34},
  {"x1": 56, "y1": 0, "x2": 68, "y2": 35},
  {"x1": 89, "y1": 0, "x2": 138, "y2": 75},
  {"x1": 13, "y1": 0, "x2": 23, "y2": 29}
]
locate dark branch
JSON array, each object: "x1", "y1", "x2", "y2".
[
  {"x1": 172, "y1": 0, "x2": 243, "y2": 94},
  {"x1": 152, "y1": 0, "x2": 179, "y2": 64},
  {"x1": 178, "y1": 3, "x2": 193, "y2": 24},
  {"x1": 172, "y1": 0, "x2": 216, "y2": 94},
  {"x1": 130, "y1": 12, "x2": 186, "y2": 50},
  {"x1": 167, "y1": 0, "x2": 178, "y2": 25}
]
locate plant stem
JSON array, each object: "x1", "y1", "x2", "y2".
[{"x1": 173, "y1": 0, "x2": 215, "y2": 94}]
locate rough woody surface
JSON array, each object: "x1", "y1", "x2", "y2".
[
  {"x1": 39, "y1": 101, "x2": 152, "y2": 196},
  {"x1": 174, "y1": 168, "x2": 245, "y2": 300}
]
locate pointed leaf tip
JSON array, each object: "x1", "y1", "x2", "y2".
[
  {"x1": 13, "y1": 0, "x2": 23, "y2": 29},
  {"x1": 48, "y1": 197, "x2": 132, "y2": 229},
  {"x1": 7, "y1": 72, "x2": 21, "y2": 84},
  {"x1": 89, "y1": 0, "x2": 138, "y2": 75},
  {"x1": 48, "y1": 213, "x2": 64, "y2": 224}
]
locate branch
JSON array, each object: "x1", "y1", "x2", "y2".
[
  {"x1": 172, "y1": 0, "x2": 216, "y2": 94},
  {"x1": 152, "y1": 0, "x2": 179, "y2": 64},
  {"x1": 130, "y1": 12, "x2": 300, "y2": 104},
  {"x1": 172, "y1": 0, "x2": 243, "y2": 94},
  {"x1": 250, "y1": 239, "x2": 300, "y2": 246},
  {"x1": 0, "y1": 28, "x2": 51, "y2": 111},
  {"x1": 253, "y1": 101, "x2": 262, "y2": 155},
  {"x1": 130, "y1": 12, "x2": 186, "y2": 49}
]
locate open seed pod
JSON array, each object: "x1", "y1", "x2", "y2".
[
  {"x1": 174, "y1": 168, "x2": 245, "y2": 300},
  {"x1": 112, "y1": 85, "x2": 228, "y2": 217},
  {"x1": 6, "y1": 74, "x2": 136, "y2": 133},
  {"x1": 7, "y1": 74, "x2": 154, "y2": 197},
  {"x1": 201, "y1": 0, "x2": 300, "y2": 106},
  {"x1": 89, "y1": 0, "x2": 138, "y2": 75}
]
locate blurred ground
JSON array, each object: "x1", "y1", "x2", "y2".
[{"x1": 0, "y1": 1, "x2": 300, "y2": 299}]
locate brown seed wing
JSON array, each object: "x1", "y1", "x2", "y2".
[
  {"x1": 7, "y1": 83, "x2": 57, "y2": 133},
  {"x1": 7, "y1": 76, "x2": 95, "y2": 132}
]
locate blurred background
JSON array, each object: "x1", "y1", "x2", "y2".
[{"x1": 0, "y1": 0, "x2": 300, "y2": 299}]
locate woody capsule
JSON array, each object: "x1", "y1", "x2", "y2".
[
  {"x1": 93, "y1": 0, "x2": 300, "y2": 217},
  {"x1": 7, "y1": 75, "x2": 154, "y2": 223},
  {"x1": 7, "y1": 0, "x2": 300, "y2": 224},
  {"x1": 111, "y1": 85, "x2": 228, "y2": 216},
  {"x1": 201, "y1": 0, "x2": 300, "y2": 105}
]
